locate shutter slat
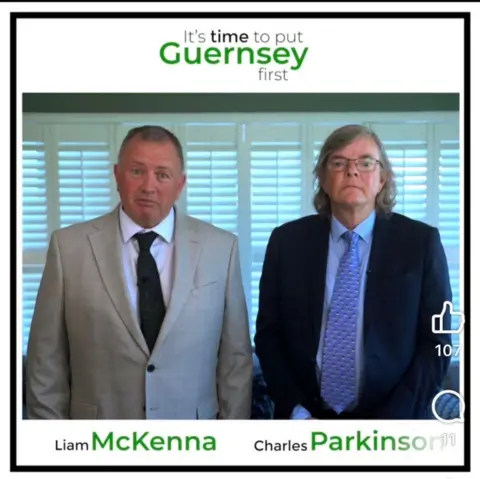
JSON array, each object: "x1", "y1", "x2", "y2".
[
  {"x1": 185, "y1": 127, "x2": 239, "y2": 235},
  {"x1": 186, "y1": 147, "x2": 238, "y2": 233},
  {"x1": 58, "y1": 141, "x2": 113, "y2": 228},
  {"x1": 250, "y1": 126, "x2": 303, "y2": 328},
  {"x1": 22, "y1": 142, "x2": 48, "y2": 252},
  {"x1": 385, "y1": 138, "x2": 429, "y2": 222},
  {"x1": 438, "y1": 138, "x2": 461, "y2": 342}
]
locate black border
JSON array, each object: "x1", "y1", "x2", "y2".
[
  {"x1": 11, "y1": 11, "x2": 471, "y2": 473},
  {"x1": 22, "y1": 93, "x2": 460, "y2": 113}
]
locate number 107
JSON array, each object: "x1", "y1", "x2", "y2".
[{"x1": 435, "y1": 344, "x2": 462, "y2": 357}]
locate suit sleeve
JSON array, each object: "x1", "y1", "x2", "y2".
[
  {"x1": 374, "y1": 227, "x2": 453, "y2": 419},
  {"x1": 26, "y1": 231, "x2": 71, "y2": 419},
  {"x1": 254, "y1": 227, "x2": 305, "y2": 418},
  {"x1": 217, "y1": 236, "x2": 253, "y2": 419}
]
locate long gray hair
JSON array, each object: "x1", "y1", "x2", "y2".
[{"x1": 313, "y1": 124, "x2": 397, "y2": 217}]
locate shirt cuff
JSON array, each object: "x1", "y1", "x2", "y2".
[{"x1": 290, "y1": 404, "x2": 312, "y2": 419}]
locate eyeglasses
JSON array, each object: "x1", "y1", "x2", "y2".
[{"x1": 327, "y1": 156, "x2": 382, "y2": 172}]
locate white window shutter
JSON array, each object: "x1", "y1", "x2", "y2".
[
  {"x1": 248, "y1": 122, "x2": 304, "y2": 328},
  {"x1": 55, "y1": 124, "x2": 114, "y2": 228},
  {"x1": 22, "y1": 123, "x2": 48, "y2": 354},
  {"x1": 183, "y1": 123, "x2": 239, "y2": 234},
  {"x1": 436, "y1": 121, "x2": 461, "y2": 340},
  {"x1": 370, "y1": 122, "x2": 429, "y2": 222},
  {"x1": 23, "y1": 137, "x2": 48, "y2": 251}
]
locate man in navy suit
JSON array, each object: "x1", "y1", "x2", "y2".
[{"x1": 254, "y1": 124, "x2": 453, "y2": 420}]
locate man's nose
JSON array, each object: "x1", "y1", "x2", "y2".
[
  {"x1": 346, "y1": 163, "x2": 359, "y2": 177},
  {"x1": 141, "y1": 172, "x2": 156, "y2": 191}
]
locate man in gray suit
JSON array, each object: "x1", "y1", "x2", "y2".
[{"x1": 26, "y1": 125, "x2": 253, "y2": 420}]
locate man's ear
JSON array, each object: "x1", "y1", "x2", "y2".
[
  {"x1": 113, "y1": 164, "x2": 120, "y2": 191},
  {"x1": 319, "y1": 171, "x2": 329, "y2": 195},
  {"x1": 378, "y1": 171, "x2": 387, "y2": 193},
  {"x1": 176, "y1": 173, "x2": 187, "y2": 200}
]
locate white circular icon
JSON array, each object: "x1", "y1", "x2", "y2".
[{"x1": 431, "y1": 389, "x2": 464, "y2": 424}]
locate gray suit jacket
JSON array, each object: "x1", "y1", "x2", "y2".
[{"x1": 26, "y1": 205, "x2": 253, "y2": 419}]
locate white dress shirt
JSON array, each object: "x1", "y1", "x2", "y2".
[{"x1": 118, "y1": 206, "x2": 175, "y2": 324}]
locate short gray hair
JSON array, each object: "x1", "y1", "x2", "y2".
[
  {"x1": 118, "y1": 125, "x2": 185, "y2": 170},
  {"x1": 313, "y1": 124, "x2": 397, "y2": 217}
]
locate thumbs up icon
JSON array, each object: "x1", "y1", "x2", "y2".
[{"x1": 432, "y1": 301, "x2": 465, "y2": 334}]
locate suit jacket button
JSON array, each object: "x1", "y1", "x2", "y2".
[{"x1": 147, "y1": 364, "x2": 155, "y2": 373}]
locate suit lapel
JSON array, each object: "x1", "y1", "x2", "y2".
[
  {"x1": 363, "y1": 214, "x2": 392, "y2": 335},
  {"x1": 154, "y1": 212, "x2": 201, "y2": 350},
  {"x1": 309, "y1": 216, "x2": 331, "y2": 349},
  {"x1": 358, "y1": 213, "x2": 396, "y2": 412},
  {"x1": 88, "y1": 207, "x2": 150, "y2": 358}
]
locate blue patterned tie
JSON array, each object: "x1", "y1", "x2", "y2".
[{"x1": 320, "y1": 231, "x2": 360, "y2": 414}]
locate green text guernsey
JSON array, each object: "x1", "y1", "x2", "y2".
[{"x1": 159, "y1": 42, "x2": 309, "y2": 71}]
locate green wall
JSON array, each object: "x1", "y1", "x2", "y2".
[{"x1": 23, "y1": 93, "x2": 459, "y2": 113}]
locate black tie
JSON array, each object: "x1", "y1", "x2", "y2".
[{"x1": 134, "y1": 232, "x2": 166, "y2": 353}]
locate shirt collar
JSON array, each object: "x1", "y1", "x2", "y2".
[
  {"x1": 119, "y1": 205, "x2": 175, "y2": 244},
  {"x1": 330, "y1": 209, "x2": 376, "y2": 244}
]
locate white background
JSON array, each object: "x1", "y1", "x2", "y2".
[
  {"x1": 17, "y1": 420, "x2": 465, "y2": 466},
  {"x1": 1, "y1": 2, "x2": 478, "y2": 479},
  {"x1": 16, "y1": 18, "x2": 463, "y2": 92}
]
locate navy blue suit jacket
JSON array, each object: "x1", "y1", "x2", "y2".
[{"x1": 254, "y1": 212, "x2": 453, "y2": 419}]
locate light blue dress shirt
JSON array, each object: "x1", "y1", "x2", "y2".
[{"x1": 291, "y1": 211, "x2": 376, "y2": 419}]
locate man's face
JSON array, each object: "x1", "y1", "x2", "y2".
[
  {"x1": 321, "y1": 135, "x2": 385, "y2": 213},
  {"x1": 114, "y1": 136, "x2": 186, "y2": 228}
]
